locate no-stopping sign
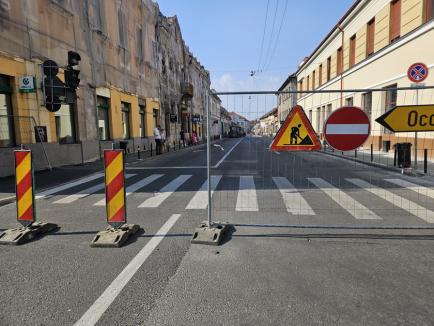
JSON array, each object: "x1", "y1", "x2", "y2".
[
  {"x1": 324, "y1": 106, "x2": 371, "y2": 151},
  {"x1": 407, "y1": 62, "x2": 429, "y2": 83}
]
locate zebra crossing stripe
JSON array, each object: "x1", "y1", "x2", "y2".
[
  {"x1": 236, "y1": 176, "x2": 258, "y2": 211},
  {"x1": 94, "y1": 174, "x2": 164, "y2": 206},
  {"x1": 308, "y1": 178, "x2": 380, "y2": 220},
  {"x1": 53, "y1": 174, "x2": 135, "y2": 204},
  {"x1": 272, "y1": 177, "x2": 315, "y2": 215},
  {"x1": 385, "y1": 179, "x2": 434, "y2": 199},
  {"x1": 35, "y1": 173, "x2": 104, "y2": 199},
  {"x1": 346, "y1": 178, "x2": 434, "y2": 223},
  {"x1": 186, "y1": 175, "x2": 222, "y2": 209},
  {"x1": 138, "y1": 175, "x2": 192, "y2": 208}
]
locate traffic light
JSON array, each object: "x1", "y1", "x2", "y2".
[
  {"x1": 43, "y1": 60, "x2": 63, "y2": 112},
  {"x1": 65, "y1": 51, "x2": 81, "y2": 90}
]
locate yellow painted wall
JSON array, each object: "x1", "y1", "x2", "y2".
[
  {"x1": 343, "y1": 38, "x2": 350, "y2": 71},
  {"x1": 401, "y1": 0, "x2": 424, "y2": 35},
  {"x1": 109, "y1": 89, "x2": 139, "y2": 139},
  {"x1": 375, "y1": 5, "x2": 391, "y2": 52},
  {"x1": 355, "y1": 25, "x2": 367, "y2": 64},
  {"x1": 330, "y1": 52, "x2": 337, "y2": 79}
]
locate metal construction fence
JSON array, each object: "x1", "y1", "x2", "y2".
[{"x1": 204, "y1": 86, "x2": 434, "y2": 230}]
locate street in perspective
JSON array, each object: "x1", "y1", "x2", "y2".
[{"x1": 1, "y1": 0, "x2": 434, "y2": 325}]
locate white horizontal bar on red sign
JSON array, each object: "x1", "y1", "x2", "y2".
[{"x1": 326, "y1": 124, "x2": 369, "y2": 135}]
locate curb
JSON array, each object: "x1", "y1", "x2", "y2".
[
  {"x1": 319, "y1": 150, "x2": 426, "y2": 176},
  {"x1": 0, "y1": 196, "x2": 15, "y2": 206}
]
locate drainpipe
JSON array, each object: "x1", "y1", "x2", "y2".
[{"x1": 337, "y1": 23, "x2": 344, "y2": 107}]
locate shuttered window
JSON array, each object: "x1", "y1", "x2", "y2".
[
  {"x1": 425, "y1": 0, "x2": 434, "y2": 21},
  {"x1": 366, "y1": 18, "x2": 375, "y2": 56},
  {"x1": 319, "y1": 64, "x2": 323, "y2": 86},
  {"x1": 389, "y1": 0, "x2": 401, "y2": 43},
  {"x1": 307, "y1": 75, "x2": 310, "y2": 91},
  {"x1": 327, "y1": 57, "x2": 331, "y2": 81},
  {"x1": 349, "y1": 35, "x2": 356, "y2": 67},
  {"x1": 337, "y1": 47, "x2": 343, "y2": 75},
  {"x1": 312, "y1": 70, "x2": 316, "y2": 89}
]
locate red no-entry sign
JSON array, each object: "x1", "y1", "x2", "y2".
[{"x1": 324, "y1": 106, "x2": 370, "y2": 151}]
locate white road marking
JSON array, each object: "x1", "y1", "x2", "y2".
[
  {"x1": 127, "y1": 166, "x2": 206, "y2": 170},
  {"x1": 272, "y1": 177, "x2": 315, "y2": 215},
  {"x1": 236, "y1": 176, "x2": 258, "y2": 211},
  {"x1": 74, "y1": 213, "x2": 181, "y2": 326},
  {"x1": 35, "y1": 173, "x2": 104, "y2": 199},
  {"x1": 308, "y1": 178, "x2": 380, "y2": 220},
  {"x1": 93, "y1": 174, "x2": 164, "y2": 206},
  {"x1": 138, "y1": 175, "x2": 192, "y2": 208},
  {"x1": 53, "y1": 174, "x2": 135, "y2": 204},
  {"x1": 214, "y1": 138, "x2": 244, "y2": 168},
  {"x1": 346, "y1": 178, "x2": 434, "y2": 223},
  {"x1": 326, "y1": 124, "x2": 369, "y2": 134},
  {"x1": 385, "y1": 179, "x2": 434, "y2": 199},
  {"x1": 186, "y1": 175, "x2": 222, "y2": 209}
]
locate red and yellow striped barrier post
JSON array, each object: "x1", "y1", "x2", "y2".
[
  {"x1": 0, "y1": 149, "x2": 57, "y2": 245},
  {"x1": 104, "y1": 149, "x2": 127, "y2": 227},
  {"x1": 91, "y1": 149, "x2": 139, "y2": 247},
  {"x1": 15, "y1": 150, "x2": 35, "y2": 226}
]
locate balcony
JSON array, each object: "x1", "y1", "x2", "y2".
[{"x1": 181, "y1": 82, "x2": 194, "y2": 98}]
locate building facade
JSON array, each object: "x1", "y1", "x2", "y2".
[
  {"x1": 0, "y1": 0, "x2": 211, "y2": 177},
  {"x1": 277, "y1": 73, "x2": 297, "y2": 124},
  {"x1": 280, "y1": 0, "x2": 434, "y2": 157}
]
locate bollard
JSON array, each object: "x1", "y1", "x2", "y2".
[
  {"x1": 91, "y1": 149, "x2": 139, "y2": 248},
  {"x1": 370, "y1": 144, "x2": 373, "y2": 162},
  {"x1": 355, "y1": 149, "x2": 357, "y2": 158},
  {"x1": 0, "y1": 149, "x2": 57, "y2": 245},
  {"x1": 424, "y1": 149, "x2": 428, "y2": 174},
  {"x1": 394, "y1": 149, "x2": 397, "y2": 166},
  {"x1": 137, "y1": 145, "x2": 141, "y2": 160},
  {"x1": 150, "y1": 143, "x2": 153, "y2": 156}
]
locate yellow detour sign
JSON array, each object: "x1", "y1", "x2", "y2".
[
  {"x1": 270, "y1": 105, "x2": 321, "y2": 151},
  {"x1": 376, "y1": 105, "x2": 434, "y2": 132}
]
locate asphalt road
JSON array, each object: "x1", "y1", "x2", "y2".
[{"x1": 1, "y1": 136, "x2": 434, "y2": 325}]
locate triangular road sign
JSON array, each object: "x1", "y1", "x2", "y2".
[{"x1": 270, "y1": 105, "x2": 321, "y2": 151}]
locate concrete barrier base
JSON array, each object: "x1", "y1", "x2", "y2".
[
  {"x1": 191, "y1": 221, "x2": 231, "y2": 246},
  {"x1": 0, "y1": 222, "x2": 58, "y2": 245},
  {"x1": 90, "y1": 224, "x2": 140, "y2": 248}
]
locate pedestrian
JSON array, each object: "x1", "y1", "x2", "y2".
[
  {"x1": 160, "y1": 128, "x2": 166, "y2": 152},
  {"x1": 180, "y1": 129, "x2": 185, "y2": 147},
  {"x1": 191, "y1": 130, "x2": 197, "y2": 145},
  {"x1": 154, "y1": 125, "x2": 161, "y2": 155}
]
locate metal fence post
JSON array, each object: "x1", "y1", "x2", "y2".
[
  {"x1": 370, "y1": 144, "x2": 373, "y2": 162},
  {"x1": 424, "y1": 149, "x2": 428, "y2": 174},
  {"x1": 206, "y1": 90, "x2": 212, "y2": 227}
]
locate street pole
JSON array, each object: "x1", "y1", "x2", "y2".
[
  {"x1": 415, "y1": 88, "x2": 419, "y2": 170},
  {"x1": 206, "y1": 91, "x2": 212, "y2": 227}
]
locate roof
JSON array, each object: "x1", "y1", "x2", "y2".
[
  {"x1": 259, "y1": 107, "x2": 278, "y2": 120},
  {"x1": 229, "y1": 112, "x2": 249, "y2": 122},
  {"x1": 278, "y1": 73, "x2": 297, "y2": 92},
  {"x1": 295, "y1": 0, "x2": 363, "y2": 75}
]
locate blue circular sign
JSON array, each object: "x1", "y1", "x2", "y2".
[{"x1": 407, "y1": 62, "x2": 429, "y2": 83}]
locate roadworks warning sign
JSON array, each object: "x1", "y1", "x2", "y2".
[{"x1": 270, "y1": 105, "x2": 321, "y2": 151}]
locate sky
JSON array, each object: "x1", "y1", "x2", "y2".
[{"x1": 157, "y1": 0, "x2": 355, "y2": 119}]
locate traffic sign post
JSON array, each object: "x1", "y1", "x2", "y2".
[
  {"x1": 270, "y1": 105, "x2": 321, "y2": 151},
  {"x1": 0, "y1": 149, "x2": 57, "y2": 245},
  {"x1": 324, "y1": 106, "x2": 371, "y2": 151},
  {"x1": 91, "y1": 149, "x2": 139, "y2": 248},
  {"x1": 407, "y1": 62, "x2": 429, "y2": 169}
]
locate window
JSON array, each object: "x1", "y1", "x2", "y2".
[
  {"x1": 153, "y1": 109, "x2": 159, "y2": 129},
  {"x1": 312, "y1": 70, "x2": 316, "y2": 89},
  {"x1": 383, "y1": 84, "x2": 397, "y2": 134},
  {"x1": 319, "y1": 64, "x2": 323, "y2": 86},
  {"x1": 321, "y1": 106, "x2": 326, "y2": 131},
  {"x1": 425, "y1": 0, "x2": 434, "y2": 21},
  {"x1": 117, "y1": 7, "x2": 127, "y2": 48},
  {"x1": 55, "y1": 104, "x2": 76, "y2": 144},
  {"x1": 121, "y1": 102, "x2": 131, "y2": 139},
  {"x1": 327, "y1": 104, "x2": 332, "y2": 118},
  {"x1": 308, "y1": 109, "x2": 312, "y2": 122},
  {"x1": 316, "y1": 107, "x2": 321, "y2": 132},
  {"x1": 337, "y1": 47, "x2": 343, "y2": 75},
  {"x1": 345, "y1": 97, "x2": 353, "y2": 106},
  {"x1": 139, "y1": 104, "x2": 146, "y2": 138},
  {"x1": 349, "y1": 34, "x2": 356, "y2": 67},
  {"x1": 0, "y1": 75, "x2": 14, "y2": 147},
  {"x1": 367, "y1": 18, "x2": 375, "y2": 56},
  {"x1": 327, "y1": 57, "x2": 331, "y2": 81},
  {"x1": 362, "y1": 92, "x2": 372, "y2": 119},
  {"x1": 137, "y1": 27, "x2": 144, "y2": 61},
  {"x1": 89, "y1": 0, "x2": 104, "y2": 32},
  {"x1": 97, "y1": 96, "x2": 110, "y2": 140},
  {"x1": 389, "y1": 0, "x2": 401, "y2": 43},
  {"x1": 307, "y1": 75, "x2": 310, "y2": 91}
]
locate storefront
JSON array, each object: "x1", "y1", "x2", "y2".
[{"x1": 0, "y1": 74, "x2": 14, "y2": 147}]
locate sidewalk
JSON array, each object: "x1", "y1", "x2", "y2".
[
  {"x1": 0, "y1": 139, "x2": 219, "y2": 206},
  {"x1": 322, "y1": 146, "x2": 434, "y2": 176}
]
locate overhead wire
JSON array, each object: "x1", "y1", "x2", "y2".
[
  {"x1": 257, "y1": 0, "x2": 270, "y2": 73},
  {"x1": 263, "y1": 0, "x2": 289, "y2": 72},
  {"x1": 260, "y1": 0, "x2": 279, "y2": 73}
]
